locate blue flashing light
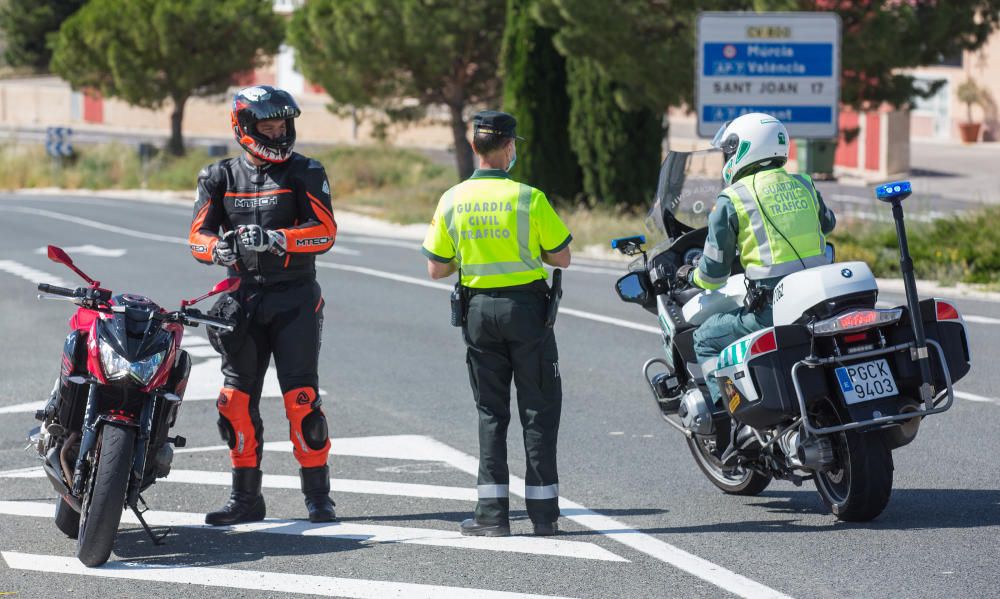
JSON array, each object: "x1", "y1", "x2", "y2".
[
  {"x1": 875, "y1": 181, "x2": 912, "y2": 201},
  {"x1": 610, "y1": 235, "x2": 646, "y2": 249}
]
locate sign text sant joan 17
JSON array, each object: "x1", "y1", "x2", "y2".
[{"x1": 696, "y1": 12, "x2": 841, "y2": 139}]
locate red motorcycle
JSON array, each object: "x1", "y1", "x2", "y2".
[{"x1": 29, "y1": 245, "x2": 238, "y2": 567}]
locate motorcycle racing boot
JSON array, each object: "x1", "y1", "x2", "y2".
[
  {"x1": 205, "y1": 468, "x2": 266, "y2": 526},
  {"x1": 300, "y1": 465, "x2": 337, "y2": 523}
]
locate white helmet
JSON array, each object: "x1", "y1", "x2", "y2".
[{"x1": 711, "y1": 113, "x2": 790, "y2": 185}]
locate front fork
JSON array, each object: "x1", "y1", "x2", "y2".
[{"x1": 70, "y1": 384, "x2": 154, "y2": 506}]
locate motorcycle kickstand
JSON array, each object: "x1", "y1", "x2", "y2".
[{"x1": 131, "y1": 494, "x2": 170, "y2": 545}]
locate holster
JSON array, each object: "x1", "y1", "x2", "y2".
[
  {"x1": 450, "y1": 282, "x2": 467, "y2": 327},
  {"x1": 544, "y1": 269, "x2": 563, "y2": 328},
  {"x1": 743, "y1": 284, "x2": 773, "y2": 314}
]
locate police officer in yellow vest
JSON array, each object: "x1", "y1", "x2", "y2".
[
  {"x1": 422, "y1": 110, "x2": 572, "y2": 537},
  {"x1": 677, "y1": 113, "x2": 836, "y2": 408}
]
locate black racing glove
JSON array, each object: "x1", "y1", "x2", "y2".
[
  {"x1": 212, "y1": 233, "x2": 238, "y2": 266},
  {"x1": 237, "y1": 224, "x2": 286, "y2": 256},
  {"x1": 675, "y1": 264, "x2": 694, "y2": 289}
]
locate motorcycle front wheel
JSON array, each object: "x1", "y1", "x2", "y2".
[
  {"x1": 812, "y1": 398, "x2": 894, "y2": 522},
  {"x1": 76, "y1": 424, "x2": 135, "y2": 567},
  {"x1": 686, "y1": 435, "x2": 772, "y2": 496}
]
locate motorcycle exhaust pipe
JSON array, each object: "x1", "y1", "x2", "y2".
[
  {"x1": 884, "y1": 401, "x2": 922, "y2": 449},
  {"x1": 796, "y1": 435, "x2": 836, "y2": 471}
]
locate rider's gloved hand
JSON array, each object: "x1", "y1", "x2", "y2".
[
  {"x1": 674, "y1": 264, "x2": 694, "y2": 289},
  {"x1": 212, "y1": 234, "x2": 238, "y2": 266},
  {"x1": 237, "y1": 224, "x2": 286, "y2": 256}
]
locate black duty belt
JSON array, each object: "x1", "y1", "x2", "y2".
[{"x1": 466, "y1": 279, "x2": 549, "y2": 297}]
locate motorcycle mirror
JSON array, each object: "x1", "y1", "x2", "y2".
[
  {"x1": 616, "y1": 272, "x2": 651, "y2": 305},
  {"x1": 47, "y1": 245, "x2": 73, "y2": 266},
  {"x1": 213, "y1": 277, "x2": 241, "y2": 295},
  {"x1": 181, "y1": 277, "x2": 240, "y2": 307},
  {"x1": 46, "y1": 245, "x2": 98, "y2": 286}
]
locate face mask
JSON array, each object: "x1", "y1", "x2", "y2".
[{"x1": 506, "y1": 146, "x2": 517, "y2": 172}]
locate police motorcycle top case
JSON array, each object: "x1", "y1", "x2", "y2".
[{"x1": 613, "y1": 150, "x2": 971, "y2": 523}]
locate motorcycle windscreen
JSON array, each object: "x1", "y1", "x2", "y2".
[{"x1": 645, "y1": 149, "x2": 725, "y2": 246}]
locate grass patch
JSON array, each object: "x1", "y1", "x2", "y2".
[
  {"x1": 832, "y1": 208, "x2": 1000, "y2": 285},
  {"x1": 5, "y1": 140, "x2": 995, "y2": 286},
  {"x1": 0, "y1": 142, "x2": 457, "y2": 224}
]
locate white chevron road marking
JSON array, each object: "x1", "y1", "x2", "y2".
[{"x1": 0, "y1": 551, "x2": 579, "y2": 599}]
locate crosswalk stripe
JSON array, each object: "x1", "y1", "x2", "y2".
[
  {"x1": 0, "y1": 468, "x2": 476, "y2": 502},
  {"x1": 0, "y1": 502, "x2": 625, "y2": 562},
  {"x1": 173, "y1": 469, "x2": 478, "y2": 501},
  {"x1": 1, "y1": 551, "x2": 579, "y2": 599}
]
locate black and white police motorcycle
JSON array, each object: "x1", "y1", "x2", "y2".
[{"x1": 612, "y1": 150, "x2": 971, "y2": 521}]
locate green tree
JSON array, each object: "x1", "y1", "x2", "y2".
[
  {"x1": 536, "y1": 1, "x2": 710, "y2": 206},
  {"x1": 752, "y1": 0, "x2": 1000, "y2": 109},
  {"x1": 538, "y1": 0, "x2": 741, "y2": 113},
  {"x1": 50, "y1": 0, "x2": 283, "y2": 156},
  {"x1": 288, "y1": 0, "x2": 504, "y2": 180},
  {"x1": 0, "y1": 0, "x2": 85, "y2": 72},
  {"x1": 566, "y1": 57, "x2": 662, "y2": 207},
  {"x1": 500, "y1": 0, "x2": 581, "y2": 201}
]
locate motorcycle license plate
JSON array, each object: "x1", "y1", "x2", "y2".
[{"x1": 835, "y1": 359, "x2": 898, "y2": 405}]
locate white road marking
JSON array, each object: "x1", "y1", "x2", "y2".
[
  {"x1": 0, "y1": 501, "x2": 624, "y2": 562},
  {"x1": 0, "y1": 400, "x2": 43, "y2": 415},
  {"x1": 0, "y1": 259, "x2": 72, "y2": 289},
  {"x1": 11, "y1": 206, "x2": 359, "y2": 255},
  {"x1": 955, "y1": 390, "x2": 1000, "y2": 405},
  {"x1": 0, "y1": 467, "x2": 474, "y2": 500},
  {"x1": 34, "y1": 244, "x2": 126, "y2": 258},
  {"x1": 337, "y1": 234, "x2": 419, "y2": 249},
  {"x1": 1, "y1": 551, "x2": 578, "y2": 599},
  {"x1": 316, "y1": 263, "x2": 662, "y2": 334},
  {"x1": 172, "y1": 469, "x2": 478, "y2": 501},
  {"x1": 12, "y1": 202, "x2": 998, "y2": 331},
  {"x1": 175, "y1": 435, "x2": 792, "y2": 599},
  {"x1": 964, "y1": 314, "x2": 1000, "y2": 325}
]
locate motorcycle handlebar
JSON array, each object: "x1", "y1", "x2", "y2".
[
  {"x1": 37, "y1": 283, "x2": 79, "y2": 297},
  {"x1": 185, "y1": 314, "x2": 235, "y2": 332}
]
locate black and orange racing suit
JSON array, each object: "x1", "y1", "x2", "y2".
[{"x1": 189, "y1": 152, "x2": 337, "y2": 469}]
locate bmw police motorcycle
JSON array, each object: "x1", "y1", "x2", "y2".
[{"x1": 612, "y1": 149, "x2": 971, "y2": 522}]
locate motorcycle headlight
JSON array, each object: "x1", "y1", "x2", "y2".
[
  {"x1": 99, "y1": 338, "x2": 165, "y2": 385},
  {"x1": 130, "y1": 350, "x2": 166, "y2": 386},
  {"x1": 99, "y1": 338, "x2": 130, "y2": 381}
]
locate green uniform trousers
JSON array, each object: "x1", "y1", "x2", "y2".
[
  {"x1": 694, "y1": 305, "x2": 774, "y2": 405},
  {"x1": 463, "y1": 283, "x2": 562, "y2": 525}
]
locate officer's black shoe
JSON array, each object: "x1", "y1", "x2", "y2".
[
  {"x1": 532, "y1": 520, "x2": 559, "y2": 536},
  {"x1": 459, "y1": 518, "x2": 511, "y2": 537},
  {"x1": 205, "y1": 468, "x2": 266, "y2": 526},
  {"x1": 300, "y1": 465, "x2": 337, "y2": 523}
]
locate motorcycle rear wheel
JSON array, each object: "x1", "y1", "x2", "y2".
[
  {"x1": 54, "y1": 496, "x2": 80, "y2": 539},
  {"x1": 687, "y1": 435, "x2": 772, "y2": 496},
  {"x1": 76, "y1": 424, "x2": 135, "y2": 567},
  {"x1": 812, "y1": 399, "x2": 894, "y2": 522}
]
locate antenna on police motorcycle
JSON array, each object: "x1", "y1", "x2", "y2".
[
  {"x1": 46, "y1": 245, "x2": 99, "y2": 287},
  {"x1": 876, "y1": 182, "x2": 934, "y2": 406}
]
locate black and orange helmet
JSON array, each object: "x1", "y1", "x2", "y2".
[{"x1": 230, "y1": 85, "x2": 301, "y2": 163}]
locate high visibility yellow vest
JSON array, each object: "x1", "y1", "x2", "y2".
[
  {"x1": 724, "y1": 168, "x2": 828, "y2": 280},
  {"x1": 422, "y1": 169, "x2": 572, "y2": 288}
]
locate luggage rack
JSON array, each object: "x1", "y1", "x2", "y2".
[{"x1": 790, "y1": 339, "x2": 954, "y2": 435}]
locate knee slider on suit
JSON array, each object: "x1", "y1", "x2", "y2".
[
  {"x1": 283, "y1": 387, "x2": 329, "y2": 451},
  {"x1": 216, "y1": 388, "x2": 252, "y2": 449}
]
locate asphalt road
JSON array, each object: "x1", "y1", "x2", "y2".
[{"x1": 0, "y1": 193, "x2": 997, "y2": 599}]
